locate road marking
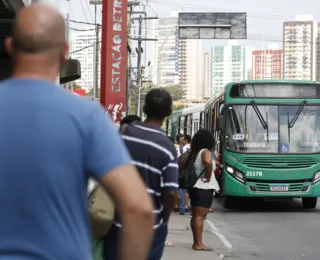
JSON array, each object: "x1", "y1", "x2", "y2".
[{"x1": 206, "y1": 219, "x2": 233, "y2": 251}]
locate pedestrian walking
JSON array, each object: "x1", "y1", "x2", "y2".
[
  {"x1": 104, "y1": 88, "x2": 179, "y2": 260},
  {"x1": 0, "y1": 4, "x2": 154, "y2": 260}
]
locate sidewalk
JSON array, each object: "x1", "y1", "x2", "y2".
[{"x1": 162, "y1": 214, "x2": 224, "y2": 260}]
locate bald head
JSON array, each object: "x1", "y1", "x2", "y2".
[{"x1": 6, "y1": 3, "x2": 67, "y2": 58}]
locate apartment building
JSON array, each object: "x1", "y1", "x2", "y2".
[
  {"x1": 211, "y1": 41, "x2": 252, "y2": 97},
  {"x1": 252, "y1": 45, "x2": 283, "y2": 80},
  {"x1": 283, "y1": 15, "x2": 318, "y2": 80}
]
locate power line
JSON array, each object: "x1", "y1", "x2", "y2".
[
  {"x1": 70, "y1": 28, "x2": 97, "y2": 32},
  {"x1": 69, "y1": 19, "x2": 101, "y2": 26},
  {"x1": 79, "y1": 0, "x2": 93, "y2": 28},
  {"x1": 69, "y1": 41, "x2": 101, "y2": 55},
  {"x1": 151, "y1": 0, "x2": 320, "y2": 21}
]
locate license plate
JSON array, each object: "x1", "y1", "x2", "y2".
[{"x1": 270, "y1": 184, "x2": 289, "y2": 192}]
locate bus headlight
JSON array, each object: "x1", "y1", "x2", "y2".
[
  {"x1": 313, "y1": 172, "x2": 320, "y2": 184},
  {"x1": 226, "y1": 165, "x2": 245, "y2": 184}
]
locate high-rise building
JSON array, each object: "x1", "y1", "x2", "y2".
[
  {"x1": 211, "y1": 41, "x2": 252, "y2": 97},
  {"x1": 283, "y1": 15, "x2": 318, "y2": 80},
  {"x1": 203, "y1": 52, "x2": 212, "y2": 99},
  {"x1": 70, "y1": 30, "x2": 101, "y2": 92},
  {"x1": 179, "y1": 39, "x2": 204, "y2": 101},
  {"x1": 317, "y1": 23, "x2": 320, "y2": 81},
  {"x1": 252, "y1": 44, "x2": 284, "y2": 80},
  {"x1": 148, "y1": 16, "x2": 179, "y2": 87}
]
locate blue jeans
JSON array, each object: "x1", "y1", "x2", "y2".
[
  {"x1": 179, "y1": 189, "x2": 187, "y2": 213},
  {"x1": 103, "y1": 223, "x2": 168, "y2": 260}
]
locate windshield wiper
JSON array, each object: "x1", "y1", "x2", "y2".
[
  {"x1": 250, "y1": 100, "x2": 269, "y2": 143},
  {"x1": 287, "y1": 100, "x2": 307, "y2": 142}
]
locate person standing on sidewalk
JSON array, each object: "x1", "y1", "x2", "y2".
[
  {"x1": 178, "y1": 134, "x2": 192, "y2": 215},
  {"x1": 104, "y1": 89, "x2": 179, "y2": 259},
  {"x1": 0, "y1": 4, "x2": 154, "y2": 260},
  {"x1": 188, "y1": 130, "x2": 219, "y2": 251}
]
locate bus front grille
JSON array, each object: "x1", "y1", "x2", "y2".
[
  {"x1": 242, "y1": 157, "x2": 317, "y2": 169},
  {"x1": 250, "y1": 183, "x2": 309, "y2": 192}
]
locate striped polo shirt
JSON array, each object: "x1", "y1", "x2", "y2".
[{"x1": 113, "y1": 121, "x2": 179, "y2": 229}]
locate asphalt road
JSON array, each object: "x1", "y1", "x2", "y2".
[{"x1": 208, "y1": 198, "x2": 320, "y2": 260}]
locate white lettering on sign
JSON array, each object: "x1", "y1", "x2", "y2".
[
  {"x1": 264, "y1": 133, "x2": 278, "y2": 141},
  {"x1": 244, "y1": 142, "x2": 266, "y2": 148},
  {"x1": 233, "y1": 133, "x2": 245, "y2": 140},
  {"x1": 246, "y1": 171, "x2": 262, "y2": 177},
  {"x1": 111, "y1": 0, "x2": 124, "y2": 92}
]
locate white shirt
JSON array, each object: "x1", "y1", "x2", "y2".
[
  {"x1": 183, "y1": 143, "x2": 191, "y2": 153},
  {"x1": 193, "y1": 149, "x2": 220, "y2": 191}
]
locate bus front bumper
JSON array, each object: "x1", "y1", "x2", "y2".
[{"x1": 223, "y1": 173, "x2": 320, "y2": 197}]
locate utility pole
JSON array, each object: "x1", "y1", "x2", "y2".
[
  {"x1": 64, "y1": 12, "x2": 70, "y2": 90},
  {"x1": 132, "y1": 15, "x2": 158, "y2": 117},
  {"x1": 136, "y1": 15, "x2": 143, "y2": 117},
  {"x1": 126, "y1": 1, "x2": 140, "y2": 115},
  {"x1": 94, "y1": 4, "x2": 99, "y2": 101}
]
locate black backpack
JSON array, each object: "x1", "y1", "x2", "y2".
[{"x1": 178, "y1": 150, "x2": 205, "y2": 189}]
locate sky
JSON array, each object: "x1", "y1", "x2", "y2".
[
  {"x1": 50, "y1": 0, "x2": 320, "y2": 67},
  {"x1": 56, "y1": 0, "x2": 320, "y2": 49}
]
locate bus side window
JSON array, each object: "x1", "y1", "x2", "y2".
[
  {"x1": 212, "y1": 107, "x2": 216, "y2": 133},
  {"x1": 200, "y1": 112, "x2": 204, "y2": 129},
  {"x1": 193, "y1": 120, "x2": 199, "y2": 134},
  {"x1": 167, "y1": 118, "x2": 172, "y2": 136}
]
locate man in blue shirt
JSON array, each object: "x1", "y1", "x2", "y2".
[{"x1": 0, "y1": 3, "x2": 154, "y2": 260}]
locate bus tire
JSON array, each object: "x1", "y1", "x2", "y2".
[
  {"x1": 223, "y1": 195, "x2": 236, "y2": 209},
  {"x1": 302, "y1": 197, "x2": 317, "y2": 209}
]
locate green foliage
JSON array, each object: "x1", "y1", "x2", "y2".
[
  {"x1": 162, "y1": 84, "x2": 185, "y2": 101},
  {"x1": 172, "y1": 103, "x2": 185, "y2": 111},
  {"x1": 87, "y1": 88, "x2": 100, "y2": 97},
  {"x1": 70, "y1": 81, "x2": 82, "y2": 90}
]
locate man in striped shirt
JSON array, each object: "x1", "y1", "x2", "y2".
[{"x1": 104, "y1": 89, "x2": 179, "y2": 260}]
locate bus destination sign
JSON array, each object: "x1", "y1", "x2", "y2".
[{"x1": 230, "y1": 84, "x2": 320, "y2": 98}]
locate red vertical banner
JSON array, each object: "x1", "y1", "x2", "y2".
[{"x1": 100, "y1": 0, "x2": 128, "y2": 125}]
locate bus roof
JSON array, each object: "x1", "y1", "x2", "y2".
[
  {"x1": 238, "y1": 79, "x2": 318, "y2": 84},
  {"x1": 169, "y1": 103, "x2": 205, "y2": 118}
]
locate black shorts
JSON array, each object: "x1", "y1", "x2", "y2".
[{"x1": 188, "y1": 188, "x2": 214, "y2": 209}]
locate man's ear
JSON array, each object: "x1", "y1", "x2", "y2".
[
  {"x1": 5, "y1": 37, "x2": 13, "y2": 56},
  {"x1": 167, "y1": 108, "x2": 172, "y2": 117}
]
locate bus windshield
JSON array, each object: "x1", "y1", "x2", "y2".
[{"x1": 225, "y1": 105, "x2": 320, "y2": 154}]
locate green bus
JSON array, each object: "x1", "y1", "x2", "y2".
[{"x1": 167, "y1": 80, "x2": 320, "y2": 209}]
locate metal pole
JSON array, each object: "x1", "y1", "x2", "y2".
[
  {"x1": 94, "y1": 4, "x2": 99, "y2": 100},
  {"x1": 136, "y1": 15, "x2": 143, "y2": 117},
  {"x1": 126, "y1": 6, "x2": 133, "y2": 115},
  {"x1": 64, "y1": 12, "x2": 70, "y2": 90}
]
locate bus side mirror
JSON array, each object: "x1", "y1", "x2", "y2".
[{"x1": 217, "y1": 114, "x2": 224, "y2": 131}]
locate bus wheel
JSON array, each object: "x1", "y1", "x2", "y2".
[
  {"x1": 223, "y1": 195, "x2": 236, "y2": 209},
  {"x1": 302, "y1": 197, "x2": 317, "y2": 209}
]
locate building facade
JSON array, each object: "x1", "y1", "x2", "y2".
[
  {"x1": 252, "y1": 46, "x2": 283, "y2": 80},
  {"x1": 179, "y1": 39, "x2": 204, "y2": 101},
  {"x1": 203, "y1": 52, "x2": 212, "y2": 99},
  {"x1": 70, "y1": 30, "x2": 100, "y2": 92},
  {"x1": 283, "y1": 16, "x2": 318, "y2": 80},
  {"x1": 149, "y1": 16, "x2": 179, "y2": 87},
  {"x1": 211, "y1": 41, "x2": 252, "y2": 97}
]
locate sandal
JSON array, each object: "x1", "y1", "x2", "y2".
[
  {"x1": 165, "y1": 241, "x2": 175, "y2": 247},
  {"x1": 193, "y1": 246, "x2": 214, "y2": 251}
]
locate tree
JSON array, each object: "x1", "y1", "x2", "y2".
[
  {"x1": 70, "y1": 81, "x2": 82, "y2": 90},
  {"x1": 172, "y1": 103, "x2": 185, "y2": 111},
  {"x1": 87, "y1": 88, "x2": 100, "y2": 97},
  {"x1": 162, "y1": 84, "x2": 185, "y2": 101}
]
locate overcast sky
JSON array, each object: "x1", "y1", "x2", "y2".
[{"x1": 56, "y1": 0, "x2": 320, "y2": 50}]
